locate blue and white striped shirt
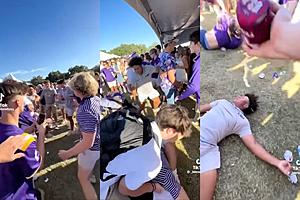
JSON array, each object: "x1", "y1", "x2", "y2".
[{"x1": 77, "y1": 96, "x2": 101, "y2": 151}]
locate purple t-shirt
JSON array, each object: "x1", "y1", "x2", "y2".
[
  {"x1": 0, "y1": 123, "x2": 41, "y2": 200},
  {"x1": 151, "y1": 56, "x2": 160, "y2": 67},
  {"x1": 77, "y1": 96, "x2": 101, "y2": 151},
  {"x1": 178, "y1": 54, "x2": 200, "y2": 104},
  {"x1": 214, "y1": 15, "x2": 242, "y2": 49},
  {"x1": 101, "y1": 67, "x2": 115, "y2": 82},
  {"x1": 19, "y1": 106, "x2": 37, "y2": 131}
]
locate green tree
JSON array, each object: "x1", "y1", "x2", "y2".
[
  {"x1": 46, "y1": 71, "x2": 65, "y2": 83},
  {"x1": 109, "y1": 44, "x2": 148, "y2": 56},
  {"x1": 30, "y1": 75, "x2": 45, "y2": 86},
  {"x1": 92, "y1": 64, "x2": 100, "y2": 73},
  {"x1": 68, "y1": 65, "x2": 89, "y2": 76}
]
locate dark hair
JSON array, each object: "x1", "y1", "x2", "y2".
[
  {"x1": 155, "y1": 45, "x2": 161, "y2": 51},
  {"x1": 156, "y1": 104, "x2": 192, "y2": 138},
  {"x1": 0, "y1": 81, "x2": 27, "y2": 104},
  {"x1": 140, "y1": 54, "x2": 144, "y2": 58},
  {"x1": 190, "y1": 30, "x2": 200, "y2": 44},
  {"x1": 128, "y1": 57, "x2": 143, "y2": 67},
  {"x1": 44, "y1": 80, "x2": 50, "y2": 84},
  {"x1": 229, "y1": 18, "x2": 241, "y2": 38},
  {"x1": 242, "y1": 94, "x2": 259, "y2": 115},
  {"x1": 57, "y1": 79, "x2": 65, "y2": 84},
  {"x1": 150, "y1": 48, "x2": 158, "y2": 55},
  {"x1": 145, "y1": 53, "x2": 152, "y2": 61}
]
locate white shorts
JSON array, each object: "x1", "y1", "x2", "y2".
[
  {"x1": 107, "y1": 80, "x2": 117, "y2": 88},
  {"x1": 78, "y1": 149, "x2": 100, "y2": 170},
  {"x1": 137, "y1": 82, "x2": 160, "y2": 103},
  {"x1": 200, "y1": 141, "x2": 220, "y2": 173}
]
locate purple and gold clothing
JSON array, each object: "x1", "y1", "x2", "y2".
[
  {"x1": 0, "y1": 123, "x2": 41, "y2": 200},
  {"x1": 214, "y1": 14, "x2": 242, "y2": 49}
]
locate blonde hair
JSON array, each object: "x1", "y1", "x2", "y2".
[{"x1": 68, "y1": 72, "x2": 99, "y2": 96}]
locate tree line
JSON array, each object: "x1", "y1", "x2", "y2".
[
  {"x1": 101, "y1": 42, "x2": 159, "y2": 56},
  {"x1": 30, "y1": 65, "x2": 99, "y2": 86}
]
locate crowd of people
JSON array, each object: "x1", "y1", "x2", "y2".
[
  {"x1": 200, "y1": 0, "x2": 300, "y2": 199},
  {"x1": 99, "y1": 29, "x2": 200, "y2": 200},
  {"x1": 0, "y1": 71, "x2": 101, "y2": 200}
]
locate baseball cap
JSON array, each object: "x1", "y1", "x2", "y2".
[
  {"x1": 237, "y1": 0, "x2": 274, "y2": 44},
  {"x1": 128, "y1": 52, "x2": 139, "y2": 59},
  {"x1": 163, "y1": 35, "x2": 179, "y2": 44}
]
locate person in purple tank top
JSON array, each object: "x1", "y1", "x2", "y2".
[{"x1": 200, "y1": 13, "x2": 242, "y2": 50}]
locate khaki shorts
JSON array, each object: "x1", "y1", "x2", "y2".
[{"x1": 78, "y1": 149, "x2": 100, "y2": 170}]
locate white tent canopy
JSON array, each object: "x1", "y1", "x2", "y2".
[
  {"x1": 3, "y1": 73, "x2": 21, "y2": 82},
  {"x1": 100, "y1": 51, "x2": 120, "y2": 61},
  {"x1": 125, "y1": 0, "x2": 200, "y2": 45}
]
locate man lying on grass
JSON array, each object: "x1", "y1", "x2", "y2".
[{"x1": 200, "y1": 94, "x2": 292, "y2": 200}]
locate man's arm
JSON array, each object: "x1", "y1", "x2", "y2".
[
  {"x1": 177, "y1": 62, "x2": 200, "y2": 101},
  {"x1": 164, "y1": 142, "x2": 177, "y2": 171},
  {"x1": 35, "y1": 123, "x2": 46, "y2": 169},
  {"x1": 243, "y1": 8, "x2": 300, "y2": 60},
  {"x1": 200, "y1": 103, "x2": 212, "y2": 113},
  {"x1": 241, "y1": 134, "x2": 292, "y2": 175}
]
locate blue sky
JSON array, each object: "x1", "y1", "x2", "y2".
[
  {"x1": 0, "y1": 0, "x2": 100, "y2": 81},
  {"x1": 100, "y1": 0, "x2": 159, "y2": 51}
]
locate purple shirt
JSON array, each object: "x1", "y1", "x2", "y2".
[
  {"x1": 19, "y1": 106, "x2": 37, "y2": 131},
  {"x1": 101, "y1": 67, "x2": 115, "y2": 82},
  {"x1": 151, "y1": 56, "x2": 160, "y2": 67},
  {"x1": 77, "y1": 96, "x2": 101, "y2": 151},
  {"x1": 214, "y1": 15, "x2": 242, "y2": 49},
  {"x1": 178, "y1": 54, "x2": 200, "y2": 104},
  {"x1": 0, "y1": 123, "x2": 41, "y2": 200}
]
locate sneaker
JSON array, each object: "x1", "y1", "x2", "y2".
[{"x1": 89, "y1": 174, "x2": 97, "y2": 184}]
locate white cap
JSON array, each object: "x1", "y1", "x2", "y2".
[{"x1": 163, "y1": 35, "x2": 179, "y2": 44}]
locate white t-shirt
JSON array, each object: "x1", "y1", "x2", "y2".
[
  {"x1": 132, "y1": 65, "x2": 157, "y2": 88},
  {"x1": 200, "y1": 99, "x2": 252, "y2": 145},
  {"x1": 100, "y1": 122, "x2": 162, "y2": 200}
]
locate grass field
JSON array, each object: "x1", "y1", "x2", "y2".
[{"x1": 201, "y1": 11, "x2": 300, "y2": 200}]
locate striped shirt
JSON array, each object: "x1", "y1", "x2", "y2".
[
  {"x1": 153, "y1": 151, "x2": 181, "y2": 199},
  {"x1": 77, "y1": 96, "x2": 101, "y2": 151}
]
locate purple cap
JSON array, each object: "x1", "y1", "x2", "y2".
[{"x1": 237, "y1": 0, "x2": 274, "y2": 44}]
